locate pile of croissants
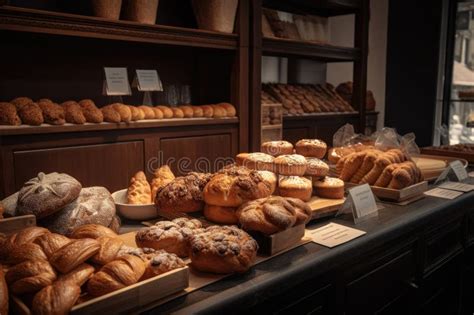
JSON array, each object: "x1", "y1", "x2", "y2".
[{"x1": 0, "y1": 224, "x2": 184, "y2": 314}]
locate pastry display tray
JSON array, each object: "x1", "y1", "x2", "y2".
[{"x1": 346, "y1": 181, "x2": 429, "y2": 202}]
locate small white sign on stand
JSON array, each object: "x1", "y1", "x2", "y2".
[
  {"x1": 337, "y1": 184, "x2": 378, "y2": 224},
  {"x1": 132, "y1": 69, "x2": 163, "y2": 106},
  {"x1": 103, "y1": 67, "x2": 132, "y2": 96},
  {"x1": 434, "y1": 160, "x2": 468, "y2": 184}
]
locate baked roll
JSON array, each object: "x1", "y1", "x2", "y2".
[
  {"x1": 203, "y1": 204, "x2": 239, "y2": 225},
  {"x1": 138, "y1": 105, "x2": 156, "y2": 119},
  {"x1": 87, "y1": 254, "x2": 146, "y2": 297},
  {"x1": 61, "y1": 101, "x2": 86, "y2": 124},
  {"x1": 101, "y1": 105, "x2": 121, "y2": 123},
  {"x1": 257, "y1": 170, "x2": 277, "y2": 195},
  {"x1": 274, "y1": 154, "x2": 307, "y2": 176},
  {"x1": 49, "y1": 238, "x2": 101, "y2": 273},
  {"x1": 179, "y1": 106, "x2": 194, "y2": 118},
  {"x1": 243, "y1": 153, "x2": 275, "y2": 172},
  {"x1": 278, "y1": 176, "x2": 312, "y2": 201},
  {"x1": 150, "y1": 165, "x2": 175, "y2": 202},
  {"x1": 211, "y1": 105, "x2": 227, "y2": 118},
  {"x1": 200, "y1": 105, "x2": 214, "y2": 118},
  {"x1": 18, "y1": 102, "x2": 44, "y2": 126},
  {"x1": 7, "y1": 242, "x2": 47, "y2": 265},
  {"x1": 295, "y1": 139, "x2": 327, "y2": 158},
  {"x1": 0, "y1": 226, "x2": 50, "y2": 262},
  {"x1": 285, "y1": 197, "x2": 312, "y2": 225},
  {"x1": 68, "y1": 224, "x2": 118, "y2": 239},
  {"x1": 6, "y1": 260, "x2": 56, "y2": 295},
  {"x1": 192, "y1": 106, "x2": 204, "y2": 117},
  {"x1": 218, "y1": 103, "x2": 236, "y2": 117},
  {"x1": 129, "y1": 106, "x2": 140, "y2": 121},
  {"x1": 58, "y1": 263, "x2": 95, "y2": 287},
  {"x1": 11, "y1": 97, "x2": 33, "y2": 109},
  {"x1": 261, "y1": 141, "x2": 294, "y2": 157},
  {"x1": 34, "y1": 233, "x2": 71, "y2": 258},
  {"x1": 38, "y1": 101, "x2": 65, "y2": 125},
  {"x1": 91, "y1": 236, "x2": 124, "y2": 265},
  {"x1": 0, "y1": 102, "x2": 21, "y2": 125},
  {"x1": 305, "y1": 157, "x2": 329, "y2": 177},
  {"x1": 127, "y1": 171, "x2": 152, "y2": 205},
  {"x1": 79, "y1": 99, "x2": 104, "y2": 123},
  {"x1": 32, "y1": 280, "x2": 81, "y2": 315},
  {"x1": 188, "y1": 225, "x2": 258, "y2": 274},
  {"x1": 140, "y1": 251, "x2": 186, "y2": 280},
  {"x1": 172, "y1": 108, "x2": 184, "y2": 118},
  {"x1": 152, "y1": 107, "x2": 164, "y2": 119},
  {"x1": 156, "y1": 106, "x2": 173, "y2": 118},
  {"x1": 312, "y1": 177, "x2": 344, "y2": 199},
  {"x1": 0, "y1": 269, "x2": 7, "y2": 315},
  {"x1": 110, "y1": 103, "x2": 132, "y2": 122}
]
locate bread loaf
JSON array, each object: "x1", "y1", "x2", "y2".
[{"x1": 49, "y1": 238, "x2": 101, "y2": 273}]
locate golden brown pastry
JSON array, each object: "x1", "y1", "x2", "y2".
[
  {"x1": 34, "y1": 233, "x2": 71, "y2": 258},
  {"x1": 79, "y1": 99, "x2": 104, "y2": 123},
  {"x1": 6, "y1": 242, "x2": 47, "y2": 265},
  {"x1": 101, "y1": 105, "x2": 121, "y2": 123},
  {"x1": 188, "y1": 225, "x2": 258, "y2": 274},
  {"x1": 327, "y1": 146, "x2": 356, "y2": 164},
  {"x1": 31, "y1": 281, "x2": 81, "y2": 315},
  {"x1": 350, "y1": 150, "x2": 381, "y2": 183},
  {"x1": 285, "y1": 197, "x2": 312, "y2": 225},
  {"x1": 0, "y1": 269, "x2": 7, "y2": 315},
  {"x1": 360, "y1": 155, "x2": 392, "y2": 185},
  {"x1": 295, "y1": 139, "x2": 327, "y2": 158},
  {"x1": 274, "y1": 154, "x2": 307, "y2": 176},
  {"x1": 11, "y1": 97, "x2": 33, "y2": 109},
  {"x1": 373, "y1": 163, "x2": 397, "y2": 187},
  {"x1": 58, "y1": 263, "x2": 95, "y2": 287},
  {"x1": 200, "y1": 105, "x2": 214, "y2": 118},
  {"x1": 211, "y1": 105, "x2": 227, "y2": 118},
  {"x1": 91, "y1": 236, "x2": 124, "y2": 265},
  {"x1": 312, "y1": 177, "x2": 344, "y2": 199},
  {"x1": 0, "y1": 226, "x2": 50, "y2": 262},
  {"x1": 136, "y1": 107, "x2": 146, "y2": 120},
  {"x1": 152, "y1": 107, "x2": 164, "y2": 119},
  {"x1": 192, "y1": 106, "x2": 204, "y2": 117},
  {"x1": 127, "y1": 171, "x2": 152, "y2": 205},
  {"x1": 339, "y1": 151, "x2": 365, "y2": 181},
  {"x1": 305, "y1": 158, "x2": 329, "y2": 177},
  {"x1": 129, "y1": 105, "x2": 141, "y2": 121},
  {"x1": 49, "y1": 238, "x2": 101, "y2": 273},
  {"x1": 6, "y1": 260, "x2": 56, "y2": 295},
  {"x1": 242, "y1": 153, "x2": 275, "y2": 172},
  {"x1": 179, "y1": 106, "x2": 194, "y2": 118},
  {"x1": 156, "y1": 106, "x2": 173, "y2": 118},
  {"x1": 0, "y1": 102, "x2": 21, "y2": 125},
  {"x1": 140, "y1": 251, "x2": 186, "y2": 280},
  {"x1": 17, "y1": 102, "x2": 44, "y2": 126},
  {"x1": 278, "y1": 176, "x2": 312, "y2": 201},
  {"x1": 203, "y1": 170, "x2": 272, "y2": 207},
  {"x1": 150, "y1": 165, "x2": 175, "y2": 202},
  {"x1": 138, "y1": 105, "x2": 156, "y2": 119},
  {"x1": 171, "y1": 107, "x2": 184, "y2": 118},
  {"x1": 38, "y1": 101, "x2": 65, "y2": 125},
  {"x1": 261, "y1": 141, "x2": 294, "y2": 157},
  {"x1": 87, "y1": 254, "x2": 146, "y2": 297},
  {"x1": 111, "y1": 103, "x2": 132, "y2": 122},
  {"x1": 218, "y1": 103, "x2": 236, "y2": 117},
  {"x1": 235, "y1": 153, "x2": 249, "y2": 166},
  {"x1": 61, "y1": 101, "x2": 86, "y2": 124},
  {"x1": 155, "y1": 172, "x2": 213, "y2": 213},
  {"x1": 203, "y1": 204, "x2": 239, "y2": 224},
  {"x1": 237, "y1": 196, "x2": 297, "y2": 235},
  {"x1": 68, "y1": 224, "x2": 118, "y2": 239},
  {"x1": 257, "y1": 170, "x2": 277, "y2": 194}
]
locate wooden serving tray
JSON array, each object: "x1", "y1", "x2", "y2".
[
  {"x1": 420, "y1": 148, "x2": 474, "y2": 164},
  {"x1": 346, "y1": 181, "x2": 428, "y2": 202},
  {"x1": 0, "y1": 215, "x2": 36, "y2": 235},
  {"x1": 412, "y1": 154, "x2": 469, "y2": 181},
  {"x1": 249, "y1": 223, "x2": 306, "y2": 256},
  {"x1": 307, "y1": 196, "x2": 345, "y2": 220}
]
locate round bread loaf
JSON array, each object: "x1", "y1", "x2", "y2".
[
  {"x1": 312, "y1": 176, "x2": 344, "y2": 199},
  {"x1": 155, "y1": 172, "x2": 213, "y2": 213},
  {"x1": 203, "y1": 204, "x2": 239, "y2": 224},
  {"x1": 305, "y1": 157, "x2": 329, "y2": 177},
  {"x1": 203, "y1": 170, "x2": 272, "y2": 207},
  {"x1": 40, "y1": 186, "x2": 116, "y2": 235},
  {"x1": 261, "y1": 141, "x2": 294, "y2": 157},
  {"x1": 274, "y1": 154, "x2": 307, "y2": 176},
  {"x1": 278, "y1": 176, "x2": 312, "y2": 201},
  {"x1": 235, "y1": 153, "x2": 249, "y2": 166},
  {"x1": 188, "y1": 225, "x2": 258, "y2": 274},
  {"x1": 243, "y1": 153, "x2": 275, "y2": 172},
  {"x1": 16, "y1": 172, "x2": 82, "y2": 219},
  {"x1": 152, "y1": 107, "x2": 164, "y2": 119},
  {"x1": 257, "y1": 170, "x2": 277, "y2": 194},
  {"x1": 295, "y1": 139, "x2": 327, "y2": 158},
  {"x1": 211, "y1": 105, "x2": 227, "y2": 118},
  {"x1": 1, "y1": 192, "x2": 18, "y2": 217}
]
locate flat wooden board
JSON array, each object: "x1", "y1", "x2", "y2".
[
  {"x1": 306, "y1": 196, "x2": 345, "y2": 220},
  {"x1": 412, "y1": 154, "x2": 469, "y2": 181},
  {"x1": 420, "y1": 148, "x2": 474, "y2": 164},
  {"x1": 0, "y1": 215, "x2": 36, "y2": 235}
]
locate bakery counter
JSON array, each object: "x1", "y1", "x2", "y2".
[{"x1": 146, "y1": 177, "x2": 474, "y2": 314}]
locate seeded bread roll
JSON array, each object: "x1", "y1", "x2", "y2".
[
  {"x1": 18, "y1": 102, "x2": 44, "y2": 125},
  {"x1": 11, "y1": 97, "x2": 33, "y2": 109},
  {"x1": 0, "y1": 102, "x2": 21, "y2": 125},
  {"x1": 188, "y1": 225, "x2": 258, "y2": 274},
  {"x1": 295, "y1": 139, "x2": 327, "y2": 158},
  {"x1": 61, "y1": 101, "x2": 86, "y2": 124}
]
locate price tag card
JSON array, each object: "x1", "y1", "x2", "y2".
[
  {"x1": 424, "y1": 188, "x2": 463, "y2": 199},
  {"x1": 438, "y1": 181, "x2": 474, "y2": 192},
  {"x1": 348, "y1": 184, "x2": 378, "y2": 219},
  {"x1": 450, "y1": 160, "x2": 468, "y2": 181},
  {"x1": 136, "y1": 69, "x2": 162, "y2": 91},
  {"x1": 308, "y1": 223, "x2": 366, "y2": 248},
  {"x1": 104, "y1": 67, "x2": 131, "y2": 95}
]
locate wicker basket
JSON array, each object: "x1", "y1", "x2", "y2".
[
  {"x1": 122, "y1": 0, "x2": 159, "y2": 25},
  {"x1": 192, "y1": 0, "x2": 238, "y2": 33},
  {"x1": 91, "y1": 0, "x2": 122, "y2": 20}
]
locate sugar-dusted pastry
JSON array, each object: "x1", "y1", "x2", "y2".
[
  {"x1": 140, "y1": 251, "x2": 186, "y2": 280},
  {"x1": 305, "y1": 157, "x2": 329, "y2": 177},
  {"x1": 151, "y1": 165, "x2": 175, "y2": 202},
  {"x1": 0, "y1": 102, "x2": 21, "y2": 125},
  {"x1": 278, "y1": 176, "x2": 312, "y2": 201},
  {"x1": 261, "y1": 140, "x2": 294, "y2": 157},
  {"x1": 17, "y1": 102, "x2": 43, "y2": 125},
  {"x1": 243, "y1": 152, "x2": 275, "y2": 172},
  {"x1": 295, "y1": 139, "x2": 327, "y2": 158},
  {"x1": 312, "y1": 177, "x2": 344, "y2": 199},
  {"x1": 127, "y1": 171, "x2": 152, "y2": 205},
  {"x1": 274, "y1": 154, "x2": 307, "y2": 176}
]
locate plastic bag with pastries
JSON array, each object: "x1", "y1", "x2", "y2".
[{"x1": 374, "y1": 127, "x2": 420, "y2": 157}]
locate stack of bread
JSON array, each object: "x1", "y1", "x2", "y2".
[
  {"x1": 236, "y1": 139, "x2": 345, "y2": 200},
  {"x1": 0, "y1": 172, "x2": 119, "y2": 235},
  {"x1": 262, "y1": 83, "x2": 355, "y2": 115},
  {"x1": 0, "y1": 224, "x2": 186, "y2": 314},
  {"x1": 335, "y1": 148, "x2": 423, "y2": 189},
  {"x1": 0, "y1": 97, "x2": 237, "y2": 126}
]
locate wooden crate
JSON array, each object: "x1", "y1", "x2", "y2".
[
  {"x1": 249, "y1": 223, "x2": 306, "y2": 256},
  {"x1": 346, "y1": 181, "x2": 428, "y2": 202}
]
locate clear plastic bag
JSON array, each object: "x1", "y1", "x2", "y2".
[{"x1": 374, "y1": 127, "x2": 420, "y2": 157}]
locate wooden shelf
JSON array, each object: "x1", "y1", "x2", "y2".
[
  {"x1": 261, "y1": 124, "x2": 282, "y2": 130},
  {"x1": 0, "y1": 6, "x2": 238, "y2": 50},
  {"x1": 263, "y1": 0, "x2": 360, "y2": 17},
  {"x1": 0, "y1": 117, "x2": 239, "y2": 136},
  {"x1": 263, "y1": 37, "x2": 360, "y2": 62}
]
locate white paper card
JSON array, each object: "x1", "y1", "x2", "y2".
[
  {"x1": 104, "y1": 67, "x2": 131, "y2": 95},
  {"x1": 136, "y1": 70, "x2": 162, "y2": 91},
  {"x1": 450, "y1": 160, "x2": 468, "y2": 181},
  {"x1": 424, "y1": 188, "x2": 463, "y2": 199},
  {"x1": 308, "y1": 223, "x2": 366, "y2": 248},
  {"x1": 439, "y1": 181, "x2": 474, "y2": 192},
  {"x1": 348, "y1": 184, "x2": 378, "y2": 219}
]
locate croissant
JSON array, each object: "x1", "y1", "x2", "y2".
[
  {"x1": 68, "y1": 224, "x2": 118, "y2": 239},
  {"x1": 31, "y1": 281, "x2": 81, "y2": 315},
  {"x1": 34, "y1": 233, "x2": 71, "y2": 258},
  {"x1": 58, "y1": 263, "x2": 95, "y2": 287},
  {"x1": 49, "y1": 238, "x2": 100, "y2": 273},
  {"x1": 87, "y1": 254, "x2": 146, "y2": 297},
  {"x1": 0, "y1": 269, "x2": 8, "y2": 315},
  {"x1": 91, "y1": 236, "x2": 124, "y2": 265},
  {"x1": 7, "y1": 243, "x2": 47, "y2": 265},
  {"x1": 127, "y1": 171, "x2": 152, "y2": 205},
  {"x1": 6, "y1": 260, "x2": 56, "y2": 295},
  {"x1": 0, "y1": 226, "x2": 50, "y2": 262}
]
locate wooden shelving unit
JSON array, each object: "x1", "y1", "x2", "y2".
[{"x1": 249, "y1": 0, "x2": 370, "y2": 149}]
